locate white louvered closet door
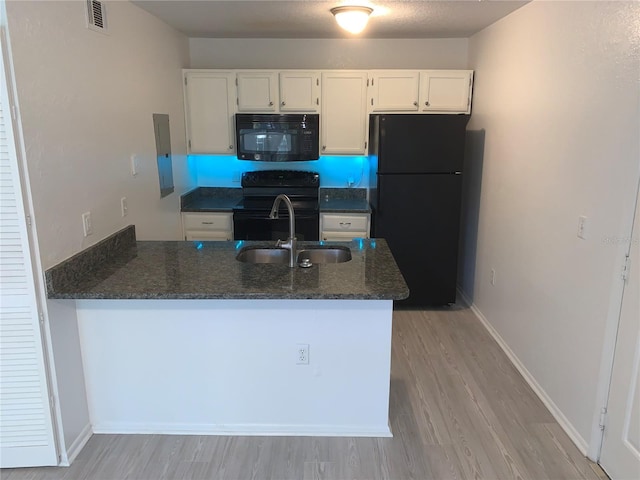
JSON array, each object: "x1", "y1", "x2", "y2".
[{"x1": 0, "y1": 27, "x2": 58, "y2": 467}]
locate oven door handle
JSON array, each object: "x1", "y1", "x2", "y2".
[{"x1": 233, "y1": 212, "x2": 318, "y2": 220}]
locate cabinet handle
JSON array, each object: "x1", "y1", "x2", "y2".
[
  {"x1": 269, "y1": 101, "x2": 274, "y2": 106},
  {"x1": 339, "y1": 222, "x2": 351, "y2": 228},
  {"x1": 202, "y1": 222, "x2": 214, "y2": 225},
  {"x1": 281, "y1": 101, "x2": 286, "y2": 106},
  {"x1": 229, "y1": 145, "x2": 233, "y2": 150},
  {"x1": 316, "y1": 98, "x2": 319, "y2": 105},
  {"x1": 425, "y1": 101, "x2": 430, "y2": 106},
  {"x1": 413, "y1": 101, "x2": 418, "y2": 106},
  {"x1": 322, "y1": 145, "x2": 326, "y2": 151}
]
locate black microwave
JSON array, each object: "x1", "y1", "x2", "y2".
[{"x1": 235, "y1": 114, "x2": 320, "y2": 162}]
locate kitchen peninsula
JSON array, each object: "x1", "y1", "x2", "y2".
[{"x1": 46, "y1": 226, "x2": 408, "y2": 437}]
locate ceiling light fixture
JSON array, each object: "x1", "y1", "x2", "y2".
[{"x1": 330, "y1": 6, "x2": 373, "y2": 35}]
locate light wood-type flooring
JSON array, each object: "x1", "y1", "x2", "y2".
[{"x1": 4, "y1": 306, "x2": 608, "y2": 480}]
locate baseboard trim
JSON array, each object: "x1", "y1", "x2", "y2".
[
  {"x1": 61, "y1": 423, "x2": 92, "y2": 466},
  {"x1": 91, "y1": 422, "x2": 392, "y2": 438},
  {"x1": 457, "y1": 288, "x2": 589, "y2": 456}
]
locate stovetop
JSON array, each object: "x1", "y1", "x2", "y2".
[{"x1": 235, "y1": 170, "x2": 320, "y2": 214}]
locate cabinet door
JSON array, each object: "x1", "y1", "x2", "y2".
[
  {"x1": 369, "y1": 71, "x2": 419, "y2": 112},
  {"x1": 236, "y1": 72, "x2": 278, "y2": 112},
  {"x1": 320, "y1": 213, "x2": 370, "y2": 241},
  {"x1": 184, "y1": 71, "x2": 236, "y2": 154},
  {"x1": 321, "y1": 72, "x2": 368, "y2": 155},
  {"x1": 279, "y1": 71, "x2": 320, "y2": 112},
  {"x1": 419, "y1": 70, "x2": 473, "y2": 113},
  {"x1": 182, "y1": 212, "x2": 233, "y2": 241}
]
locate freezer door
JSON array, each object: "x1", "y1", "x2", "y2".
[
  {"x1": 373, "y1": 173, "x2": 463, "y2": 305},
  {"x1": 375, "y1": 114, "x2": 469, "y2": 174}
]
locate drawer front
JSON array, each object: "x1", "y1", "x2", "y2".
[
  {"x1": 183, "y1": 213, "x2": 232, "y2": 232},
  {"x1": 185, "y1": 230, "x2": 232, "y2": 241},
  {"x1": 322, "y1": 214, "x2": 369, "y2": 232},
  {"x1": 322, "y1": 231, "x2": 369, "y2": 241}
]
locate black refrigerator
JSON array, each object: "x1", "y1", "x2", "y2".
[{"x1": 369, "y1": 114, "x2": 470, "y2": 306}]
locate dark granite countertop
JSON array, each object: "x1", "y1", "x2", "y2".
[
  {"x1": 181, "y1": 187, "x2": 242, "y2": 212},
  {"x1": 180, "y1": 187, "x2": 371, "y2": 214},
  {"x1": 319, "y1": 187, "x2": 371, "y2": 213},
  {"x1": 46, "y1": 227, "x2": 408, "y2": 301},
  {"x1": 319, "y1": 198, "x2": 371, "y2": 213}
]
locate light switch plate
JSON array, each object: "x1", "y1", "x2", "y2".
[
  {"x1": 577, "y1": 215, "x2": 587, "y2": 239},
  {"x1": 82, "y1": 211, "x2": 93, "y2": 236}
]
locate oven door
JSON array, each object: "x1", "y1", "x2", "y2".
[{"x1": 233, "y1": 211, "x2": 319, "y2": 241}]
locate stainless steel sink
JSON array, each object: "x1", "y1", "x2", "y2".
[
  {"x1": 236, "y1": 246, "x2": 352, "y2": 265},
  {"x1": 297, "y1": 246, "x2": 352, "y2": 264},
  {"x1": 236, "y1": 247, "x2": 290, "y2": 264}
]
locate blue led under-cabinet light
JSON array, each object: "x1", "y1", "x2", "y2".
[{"x1": 189, "y1": 155, "x2": 368, "y2": 188}]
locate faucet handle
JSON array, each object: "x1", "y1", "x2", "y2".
[{"x1": 275, "y1": 239, "x2": 284, "y2": 247}]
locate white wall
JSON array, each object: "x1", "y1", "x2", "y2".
[
  {"x1": 45, "y1": 299, "x2": 90, "y2": 463},
  {"x1": 6, "y1": 0, "x2": 192, "y2": 270},
  {"x1": 77, "y1": 299, "x2": 393, "y2": 437},
  {"x1": 461, "y1": 0, "x2": 640, "y2": 452},
  {"x1": 189, "y1": 38, "x2": 468, "y2": 69}
]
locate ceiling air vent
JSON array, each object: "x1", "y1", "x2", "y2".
[{"x1": 86, "y1": 0, "x2": 108, "y2": 34}]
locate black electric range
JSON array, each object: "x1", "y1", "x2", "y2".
[{"x1": 233, "y1": 170, "x2": 320, "y2": 241}]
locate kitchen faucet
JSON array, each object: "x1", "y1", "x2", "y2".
[{"x1": 269, "y1": 194, "x2": 297, "y2": 267}]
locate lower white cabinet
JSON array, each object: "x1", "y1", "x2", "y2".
[
  {"x1": 182, "y1": 212, "x2": 233, "y2": 241},
  {"x1": 320, "y1": 213, "x2": 370, "y2": 241}
]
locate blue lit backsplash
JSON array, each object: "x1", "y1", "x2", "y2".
[{"x1": 190, "y1": 155, "x2": 369, "y2": 188}]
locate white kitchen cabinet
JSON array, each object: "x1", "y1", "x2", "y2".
[
  {"x1": 279, "y1": 71, "x2": 320, "y2": 112},
  {"x1": 236, "y1": 72, "x2": 278, "y2": 112},
  {"x1": 320, "y1": 213, "x2": 370, "y2": 241},
  {"x1": 419, "y1": 70, "x2": 473, "y2": 114},
  {"x1": 369, "y1": 71, "x2": 420, "y2": 112},
  {"x1": 183, "y1": 71, "x2": 236, "y2": 154},
  {"x1": 182, "y1": 212, "x2": 233, "y2": 241},
  {"x1": 321, "y1": 72, "x2": 368, "y2": 155}
]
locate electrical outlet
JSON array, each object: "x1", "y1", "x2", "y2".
[
  {"x1": 577, "y1": 215, "x2": 587, "y2": 239},
  {"x1": 490, "y1": 268, "x2": 496, "y2": 286},
  {"x1": 121, "y1": 197, "x2": 128, "y2": 217},
  {"x1": 82, "y1": 212, "x2": 93, "y2": 237},
  {"x1": 296, "y1": 344, "x2": 309, "y2": 365}
]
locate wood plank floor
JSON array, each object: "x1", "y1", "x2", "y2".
[{"x1": 4, "y1": 306, "x2": 608, "y2": 480}]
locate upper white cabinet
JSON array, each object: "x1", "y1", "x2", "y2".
[
  {"x1": 279, "y1": 71, "x2": 320, "y2": 112},
  {"x1": 321, "y1": 72, "x2": 368, "y2": 155},
  {"x1": 183, "y1": 69, "x2": 474, "y2": 154},
  {"x1": 369, "y1": 71, "x2": 420, "y2": 112},
  {"x1": 236, "y1": 72, "x2": 278, "y2": 112},
  {"x1": 183, "y1": 71, "x2": 236, "y2": 154},
  {"x1": 419, "y1": 70, "x2": 473, "y2": 114}
]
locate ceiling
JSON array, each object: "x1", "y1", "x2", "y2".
[{"x1": 130, "y1": 0, "x2": 530, "y2": 39}]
